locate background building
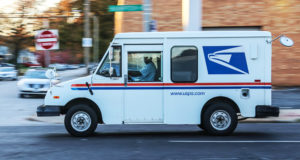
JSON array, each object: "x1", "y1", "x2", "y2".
[{"x1": 115, "y1": 0, "x2": 300, "y2": 86}]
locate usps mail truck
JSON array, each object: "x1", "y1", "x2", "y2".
[{"x1": 37, "y1": 31, "x2": 291, "y2": 137}]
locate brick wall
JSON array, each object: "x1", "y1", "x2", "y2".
[{"x1": 116, "y1": 0, "x2": 300, "y2": 86}]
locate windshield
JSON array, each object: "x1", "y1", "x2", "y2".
[
  {"x1": 97, "y1": 46, "x2": 121, "y2": 77},
  {"x1": 24, "y1": 70, "x2": 48, "y2": 79},
  {"x1": 0, "y1": 68, "x2": 14, "y2": 72}
]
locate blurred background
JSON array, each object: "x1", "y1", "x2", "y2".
[
  {"x1": 0, "y1": 0, "x2": 116, "y2": 75},
  {"x1": 0, "y1": 0, "x2": 298, "y2": 86},
  {"x1": 0, "y1": 0, "x2": 299, "y2": 125}
]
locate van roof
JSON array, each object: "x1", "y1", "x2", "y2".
[{"x1": 115, "y1": 31, "x2": 271, "y2": 39}]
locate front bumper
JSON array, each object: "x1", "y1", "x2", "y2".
[
  {"x1": 37, "y1": 105, "x2": 62, "y2": 117},
  {"x1": 20, "y1": 90, "x2": 47, "y2": 95},
  {"x1": 255, "y1": 105, "x2": 280, "y2": 118}
]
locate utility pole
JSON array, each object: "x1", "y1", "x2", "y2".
[
  {"x1": 93, "y1": 16, "x2": 99, "y2": 63},
  {"x1": 143, "y1": 0, "x2": 152, "y2": 32},
  {"x1": 83, "y1": 0, "x2": 91, "y2": 73},
  {"x1": 182, "y1": 0, "x2": 202, "y2": 31}
]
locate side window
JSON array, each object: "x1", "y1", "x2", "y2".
[
  {"x1": 97, "y1": 46, "x2": 122, "y2": 77},
  {"x1": 171, "y1": 46, "x2": 198, "y2": 82},
  {"x1": 128, "y1": 52, "x2": 162, "y2": 82}
]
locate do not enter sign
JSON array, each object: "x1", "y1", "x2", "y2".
[{"x1": 35, "y1": 30, "x2": 59, "y2": 50}]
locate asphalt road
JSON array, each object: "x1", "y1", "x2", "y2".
[{"x1": 1, "y1": 123, "x2": 300, "y2": 160}]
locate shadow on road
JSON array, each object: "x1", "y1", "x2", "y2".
[{"x1": 39, "y1": 130, "x2": 272, "y2": 140}]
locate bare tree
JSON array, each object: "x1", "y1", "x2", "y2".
[{"x1": 0, "y1": 0, "x2": 39, "y2": 66}]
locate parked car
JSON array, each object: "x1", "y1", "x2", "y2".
[
  {"x1": 17, "y1": 69, "x2": 59, "y2": 98},
  {"x1": 66, "y1": 64, "x2": 79, "y2": 70},
  {"x1": 79, "y1": 64, "x2": 85, "y2": 68},
  {"x1": 0, "y1": 63, "x2": 15, "y2": 67},
  {"x1": 22, "y1": 62, "x2": 41, "y2": 67},
  {"x1": 0, "y1": 67, "x2": 17, "y2": 80},
  {"x1": 49, "y1": 63, "x2": 67, "y2": 71}
]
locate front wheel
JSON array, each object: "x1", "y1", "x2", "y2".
[
  {"x1": 65, "y1": 104, "x2": 98, "y2": 137},
  {"x1": 202, "y1": 102, "x2": 238, "y2": 136}
]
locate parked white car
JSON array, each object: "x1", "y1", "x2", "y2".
[
  {"x1": 17, "y1": 69, "x2": 59, "y2": 98},
  {"x1": 0, "y1": 67, "x2": 17, "y2": 80}
]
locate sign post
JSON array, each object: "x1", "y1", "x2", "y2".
[
  {"x1": 35, "y1": 29, "x2": 59, "y2": 67},
  {"x1": 143, "y1": 0, "x2": 152, "y2": 32}
]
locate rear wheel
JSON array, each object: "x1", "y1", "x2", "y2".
[
  {"x1": 65, "y1": 104, "x2": 98, "y2": 137},
  {"x1": 202, "y1": 102, "x2": 237, "y2": 136}
]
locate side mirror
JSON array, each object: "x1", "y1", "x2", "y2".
[
  {"x1": 280, "y1": 36, "x2": 294, "y2": 47},
  {"x1": 267, "y1": 34, "x2": 294, "y2": 47},
  {"x1": 45, "y1": 69, "x2": 56, "y2": 79}
]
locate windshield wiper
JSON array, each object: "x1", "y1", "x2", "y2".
[{"x1": 85, "y1": 82, "x2": 94, "y2": 95}]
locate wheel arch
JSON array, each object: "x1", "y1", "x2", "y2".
[
  {"x1": 63, "y1": 98, "x2": 103, "y2": 124},
  {"x1": 201, "y1": 96, "x2": 240, "y2": 120}
]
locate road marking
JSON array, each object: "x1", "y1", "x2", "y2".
[{"x1": 169, "y1": 140, "x2": 300, "y2": 143}]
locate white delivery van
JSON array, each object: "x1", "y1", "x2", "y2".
[{"x1": 37, "y1": 31, "x2": 291, "y2": 137}]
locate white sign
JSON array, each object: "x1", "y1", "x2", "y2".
[
  {"x1": 35, "y1": 30, "x2": 59, "y2": 50},
  {"x1": 82, "y1": 38, "x2": 93, "y2": 47}
]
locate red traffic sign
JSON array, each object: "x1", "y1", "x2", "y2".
[{"x1": 35, "y1": 30, "x2": 59, "y2": 50}]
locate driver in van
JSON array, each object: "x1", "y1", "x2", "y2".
[{"x1": 137, "y1": 56, "x2": 156, "y2": 82}]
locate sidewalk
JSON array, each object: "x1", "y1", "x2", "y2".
[{"x1": 243, "y1": 109, "x2": 300, "y2": 123}]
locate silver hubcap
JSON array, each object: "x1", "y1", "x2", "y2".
[
  {"x1": 210, "y1": 110, "x2": 231, "y2": 131},
  {"x1": 71, "y1": 111, "x2": 91, "y2": 132}
]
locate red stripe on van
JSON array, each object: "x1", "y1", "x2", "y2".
[{"x1": 71, "y1": 84, "x2": 88, "y2": 87}]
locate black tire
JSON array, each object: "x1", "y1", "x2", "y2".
[
  {"x1": 197, "y1": 124, "x2": 204, "y2": 130},
  {"x1": 202, "y1": 102, "x2": 238, "y2": 136},
  {"x1": 64, "y1": 104, "x2": 98, "y2": 137}
]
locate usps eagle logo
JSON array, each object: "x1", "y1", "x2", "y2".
[{"x1": 203, "y1": 46, "x2": 249, "y2": 74}]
